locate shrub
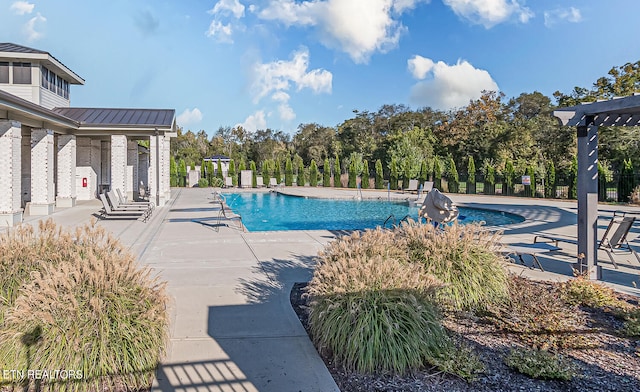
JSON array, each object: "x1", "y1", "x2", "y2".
[
  {"x1": 348, "y1": 160, "x2": 357, "y2": 188},
  {"x1": 309, "y1": 160, "x2": 318, "y2": 187},
  {"x1": 216, "y1": 160, "x2": 224, "y2": 180},
  {"x1": 433, "y1": 157, "x2": 442, "y2": 190},
  {"x1": 446, "y1": 157, "x2": 459, "y2": 193},
  {"x1": 274, "y1": 159, "x2": 282, "y2": 184},
  {"x1": 396, "y1": 221, "x2": 509, "y2": 311},
  {"x1": 228, "y1": 159, "x2": 237, "y2": 186},
  {"x1": 308, "y1": 229, "x2": 448, "y2": 374},
  {"x1": 250, "y1": 161, "x2": 258, "y2": 187},
  {"x1": 560, "y1": 276, "x2": 622, "y2": 308},
  {"x1": 198, "y1": 177, "x2": 209, "y2": 187},
  {"x1": 170, "y1": 156, "x2": 178, "y2": 187},
  {"x1": 285, "y1": 157, "x2": 294, "y2": 186},
  {"x1": 333, "y1": 155, "x2": 341, "y2": 187},
  {"x1": 467, "y1": 156, "x2": 476, "y2": 194},
  {"x1": 261, "y1": 160, "x2": 270, "y2": 182},
  {"x1": 209, "y1": 177, "x2": 224, "y2": 188},
  {"x1": 298, "y1": 165, "x2": 306, "y2": 186},
  {"x1": 486, "y1": 276, "x2": 589, "y2": 350},
  {"x1": 546, "y1": 160, "x2": 556, "y2": 198},
  {"x1": 178, "y1": 158, "x2": 187, "y2": 187},
  {"x1": 505, "y1": 348, "x2": 574, "y2": 381},
  {"x1": 361, "y1": 160, "x2": 369, "y2": 189},
  {"x1": 323, "y1": 158, "x2": 331, "y2": 187},
  {"x1": 390, "y1": 157, "x2": 398, "y2": 190},
  {"x1": 0, "y1": 220, "x2": 168, "y2": 391},
  {"x1": 375, "y1": 159, "x2": 384, "y2": 189}
]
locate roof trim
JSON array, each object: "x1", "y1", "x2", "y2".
[{"x1": 0, "y1": 43, "x2": 85, "y2": 85}]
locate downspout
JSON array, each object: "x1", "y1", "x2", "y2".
[{"x1": 155, "y1": 128, "x2": 160, "y2": 206}]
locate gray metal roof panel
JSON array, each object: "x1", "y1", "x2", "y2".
[{"x1": 52, "y1": 107, "x2": 175, "y2": 128}]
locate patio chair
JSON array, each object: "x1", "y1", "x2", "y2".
[
  {"x1": 99, "y1": 194, "x2": 151, "y2": 222},
  {"x1": 423, "y1": 181, "x2": 434, "y2": 193},
  {"x1": 116, "y1": 188, "x2": 155, "y2": 208},
  {"x1": 403, "y1": 179, "x2": 419, "y2": 193},
  {"x1": 216, "y1": 201, "x2": 244, "y2": 232},
  {"x1": 268, "y1": 177, "x2": 278, "y2": 188},
  {"x1": 534, "y1": 211, "x2": 640, "y2": 268},
  {"x1": 256, "y1": 176, "x2": 264, "y2": 187},
  {"x1": 107, "y1": 190, "x2": 149, "y2": 211},
  {"x1": 224, "y1": 176, "x2": 234, "y2": 188}
]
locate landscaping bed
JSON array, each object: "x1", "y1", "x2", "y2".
[{"x1": 291, "y1": 281, "x2": 640, "y2": 392}]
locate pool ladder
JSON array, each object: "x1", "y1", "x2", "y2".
[{"x1": 382, "y1": 214, "x2": 412, "y2": 229}]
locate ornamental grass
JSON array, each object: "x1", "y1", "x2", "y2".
[{"x1": 0, "y1": 219, "x2": 168, "y2": 392}]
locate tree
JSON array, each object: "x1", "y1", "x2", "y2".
[
  {"x1": 274, "y1": 159, "x2": 281, "y2": 184},
  {"x1": 389, "y1": 157, "x2": 399, "y2": 190},
  {"x1": 250, "y1": 161, "x2": 258, "y2": 188},
  {"x1": 285, "y1": 157, "x2": 294, "y2": 186},
  {"x1": 200, "y1": 159, "x2": 206, "y2": 182},
  {"x1": 309, "y1": 160, "x2": 318, "y2": 187},
  {"x1": 484, "y1": 162, "x2": 495, "y2": 195},
  {"x1": 298, "y1": 164, "x2": 306, "y2": 186},
  {"x1": 447, "y1": 156, "x2": 459, "y2": 193},
  {"x1": 178, "y1": 158, "x2": 187, "y2": 187},
  {"x1": 262, "y1": 160, "x2": 270, "y2": 182},
  {"x1": 361, "y1": 160, "x2": 369, "y2": 189},
  {"x1": 433, "y1": 157, "x2": 442, "y2": 190},
  {"x1": 467, "y1": 156, "x2": 476, "y2": 194},
  {"x1": 170, "y1": 156, "x2": 178, "y2": 187},
  {"x1": 545, "y1": 160, "x2": 556, "y2": 198},
  {"x1": 293, "y1": 154, "x2": 304, "y2": 179},
  {"x1": 334, "y1": 155, "x2": 341, "y2": 187},
  {"x1": 228, "y1": 159, "x2": 237, "y2": 187},
  {"x1": 504, "y1": 159, "x2": 515, "y2": 196},
  {"x1": 323, "y1": 158, "x2": 331, "y2": 187},
  {"x1": 375, "y1": 159, "x2": 384, "y2": 189},
  {"x1": 348, "y1": 159, "x2": 357, "y2": 188},
  {"x1": 216, "y1": 160, "x2": 223, "y2": 181},
  {"x1": 418, "y1": 160, "x2": 428, "y2": 184},
  {"x1": 207, "y1": 160, "x2": 214, "y2": 185},
  {"x1": 618, "y1": 158, "x2": 635, "y2": 202}
]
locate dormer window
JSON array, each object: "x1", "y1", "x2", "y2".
[
  {"x1": 0, "y1": 62, "x2": 8, "y2": 83},
  {"x1": 13, "y1": 62, "x2": 31, "y2": 84}
]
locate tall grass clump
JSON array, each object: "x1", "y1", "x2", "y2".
[
  {"x1": 0, "y1": 220, "x2": 169, "y2": 392},
  {"x1": 308, "y1": 229, "x2": 450, "y2": 374},
  {"x1": 396, "y1": 221, "x2": 509, "y2": 311}
]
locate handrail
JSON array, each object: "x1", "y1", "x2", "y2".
[{"x1": 383, "y1": 214, "x2": 396, "y2": 229}]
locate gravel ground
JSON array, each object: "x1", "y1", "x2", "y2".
[{"x1": 291, "y1": 282, "x2": 640, "y2": 392}]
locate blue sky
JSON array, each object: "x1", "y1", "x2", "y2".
[{"x1": 2, "y1": 0, "x2": 640, "y2": 136}]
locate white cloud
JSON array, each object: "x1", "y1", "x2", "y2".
[
  {"x1": 206, "y1": 0, "x2": 245, "y2": 43},
  {"x1": 237, "y1": 110, "x2": 267, "y2": 132},
  {"x1": 177, "y1": 108, "x2": 203, "y2": 127},
  {"x1": 10, "y1": 1, "x2": 34, "y2": 15},
  {"x1": 208, "y1": 0, "x2": 245, "y2": 19},
  {"x1": 24, "y1": 12, "x2": 46, "y2": 41},
  {"x1": 206, "y1": 20, "x2": 234, "y2": 42},
  {"x1": 443, "y1": 0, "x2": 533, "y2": 28},
  {"x1": 407, "y1": 55, "x2": 434, "y2": 79},
  {"x1": 408, "y1": 58, "x2": 499, "y2": 110},
  {"x1": 544, "y1": 7, "x2": 582, "y2": 28},
  {"x1": 257, "y1": 0, "x2": 428, "y2": 64},
  {"x1": 277, "y1": 103, "x2": 296, "y2": 121},
  {"x1": 251, "y1": 47, "x2": 332, "y2": 103}
]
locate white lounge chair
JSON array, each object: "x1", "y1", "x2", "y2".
[
  {"x1": 256, "y1": 176, "x2": 264, "y2": 187},
  {"x1": 99, "y1": 194, "x2": 151, "y2": 222},
  {"x1": 404, "y1": 179, "x2": 419, "y2": 193}
]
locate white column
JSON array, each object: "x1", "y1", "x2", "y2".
[
  {"x1": 0, "y1": 120, "x2": 23, "y2": 226},
  {"x1": 110, "y1": 135, "x2": 127, "y2": 196},
  {"x1": 30, "y1": 128, "x2": 55, "y2": 215},
  {"x1": 127, "y1": 140, "x2": 139, "y2": 200},
  {"x1": 163, "y1": 135, "x2": 171, "y2": 201},
  {"x1": 56, "y1": 134, "x2": 77, "y2": 207}
]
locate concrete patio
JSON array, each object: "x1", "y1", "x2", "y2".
[{"x1": 6, "y1": 187, "x2": 640, "y2": 391}]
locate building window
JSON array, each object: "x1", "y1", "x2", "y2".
[
  {"x1": 0, "y1": 62, "x2": 8, "y2": 83},
  {"x1": 13, "y1": 62, "x2": 31, "y2": 84},
  {"x1": 41, "y1": 66, "x2": 49, "y2": 89}
]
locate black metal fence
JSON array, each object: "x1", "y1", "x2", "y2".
[{"x1": 431, "y1": 173, "x2": 639, "y2": 202}]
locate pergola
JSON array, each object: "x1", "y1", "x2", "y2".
[{"x1": 553, "y1": 94, "x2": 640, "y2": 279}]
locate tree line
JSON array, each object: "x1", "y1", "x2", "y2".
[{"x1": 170, "y1": 61, "x2": 640, "y2": 198}]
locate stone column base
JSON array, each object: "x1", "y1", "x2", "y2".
[
  {"x1": 56, "y1": 197, "x2": 77, "y2": 208},
  {"x1": 26, "y1": 202, "x2": 55, "y2": 216},
  {"x1": 0, "y1": 211, "x2": 23, "y2": 227}
]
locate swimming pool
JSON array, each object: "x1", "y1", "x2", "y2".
[{"x1": 222, "y1": 192, "x2": 524, "y2": 232}]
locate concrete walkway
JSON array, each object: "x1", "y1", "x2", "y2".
[{"x1": 6, "y1": 187, "x2": 639, "y2": 392}]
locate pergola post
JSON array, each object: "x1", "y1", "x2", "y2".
[{"x1": 576, "y1": 118, "x2": 601, "y2": 279}]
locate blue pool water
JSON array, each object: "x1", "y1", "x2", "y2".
[{"x1": 222, "y1": 192, "x2": 524, "y2": 232}]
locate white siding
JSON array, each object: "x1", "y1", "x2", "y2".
[
  {"x1": 40, "y1": 88, "x2": 69, "y2": 109},
  {"x1": 0, "y1": 85, "x2": 34, "y2": 103}
]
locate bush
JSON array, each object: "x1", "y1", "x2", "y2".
[
  {"x1": 486, "y1": 276, "x2": 589, "y2": 350},
  {"x1": 323, "y1": 158, "x2": 331, "y2": 187},
  {"x1": 505, "y1": 348, "x2": 574, "y2": 381},
  {"x1": 198, "y1": 177, "x2": 209, "y2": 187},
  {"x1": 209, "y1": 177, "x2": 224, "y2": 187},
  {"x1": 308, "y1": 228, "x2": 488, "y2": 377},
  {"x1": 397, "y1": 221, "x2": 509, "y2": 311},
  {"x1": 375, "y1": 159, "x2": 384, "y2": 189},
  {"x1": 309, "y1": 160, "x2": 318, "y2": 187},
  {"x1": 285, "y1": 157, "x2": 293, "y2": 186},
  {"x1": 361, "y1": 160, "x2": 369, "y2": 189},
  {"x1": 0, "y1": 220, "x2": 168, "y2": 391},
  {"x1": 560, "y1": 276, "x2": 622, "y2": 308}
]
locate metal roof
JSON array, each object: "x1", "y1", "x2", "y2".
[
  {"x1": 0, "y1": 42, "x2": 84, "y2": 84},
  {"x1": 52, "y1": 107, "x2": 175, "y2": 128}
]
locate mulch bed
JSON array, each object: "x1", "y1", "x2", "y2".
[{"x1": 290, "y1": 282, "x2": 640, "y2": 392}]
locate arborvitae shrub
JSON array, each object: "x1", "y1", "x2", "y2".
[
  {"x1": 285, "y1": 157, "x2": 294, "y2": 186},
  {"x1": 375, "y1": 159, "x2": 384, "y2": 189},
  {"x1": 361, "y1": 160, "x2": 369, "y2": 189},
  {"x1": 323, "y1": 158, "x2": 331, "y2": 187},
  {"x1": 309, "y1": 160, "x2": 318, "y2": 187}
]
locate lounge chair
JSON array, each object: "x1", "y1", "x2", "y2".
[
  {"x1": 106, "y1": 190, "x2": 151, "y2": 212},
  {"x1": 534, "y1": 211, "x2": 640, "y2": 268},
  {"x1": 268, "y1": 177, "x2": 278, "y2": 187},
  {"x1": 423, "y1": 181, "x2": 434, "y2": 193},
  {"x1": 99, "y1": 194, "x2": 151, "y2": 222},
  {"x1": 224, "y1": 177, "x2": 233, "y2": 188},
  {"x1": 403, "y1": 179, "x2": 419, "y2": 193},
  {"x1": 116, "y1": 188, "x2": 154, "y2": 208},
  {"x1": 216, "y1": 201, "x2": 243, "y2": 232},
  {"x1": 256, "y1": 176, "x2": 264, "y2": 187}
]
